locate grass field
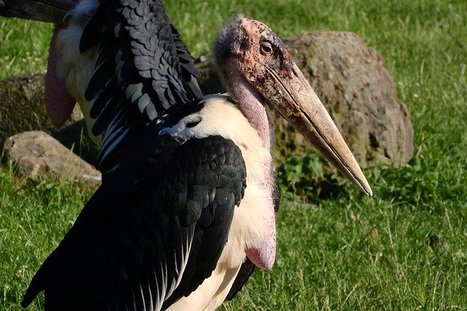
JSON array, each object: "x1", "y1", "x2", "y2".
[{"x1": 1, "y1": 0, "x2": 466, "y2": 310}]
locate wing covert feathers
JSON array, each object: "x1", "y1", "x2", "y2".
[{"x1": 22, "y1": 135, "x2": 246, "y2": 310}]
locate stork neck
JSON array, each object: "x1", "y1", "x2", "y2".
[{"x1": 223, "y1": 70, "x2": 271, "y2": 150}]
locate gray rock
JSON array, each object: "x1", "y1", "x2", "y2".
[
  {"x1": 0, "y1": 72, "x2": 99, "y2": 164},
  {"x1": 4, "y1": 131, "x2": 101, "y2": 188},
  {"x1": 195, "y1": 31, "x2": 414, "y2": 168},
  {"x1": 0, "y1": 72, "x2": 84, "y2": 144}
]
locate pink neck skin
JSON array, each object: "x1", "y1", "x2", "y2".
[
  {"x1": 224, "y1": 69, "x2": 271, "y2": 151},
  {"x1": 45, "y1": 25, "x2": 77, "y2": 127},
  {"x1": 222, "y1": 63, "x2": 277, "y2": 270}
]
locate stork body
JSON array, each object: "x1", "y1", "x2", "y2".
[
  {"x1": 1, "y1": 0, "x2": 372, "y2": 310},
  {"x1": 22, "y1": 97, "x2": 276, "y2": 310}
]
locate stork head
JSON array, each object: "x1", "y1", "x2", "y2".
[{"x1": 215, "y1": 15, "x2": 372, "y2": 196}]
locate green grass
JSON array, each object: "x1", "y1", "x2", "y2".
[
  {"x1": 0, "y1": 166, "x2": 92, "y2": 310},
  {"x1": 1, "y1": 0, "x2": 466, "y2": 310}
]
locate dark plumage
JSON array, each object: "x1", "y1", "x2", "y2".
[
  {"x1": 22, "y1": 128, "x2": 246, "y2": 311},
  {"x1": 80, "y1": 0, "x2": 202, "y2": 171}
]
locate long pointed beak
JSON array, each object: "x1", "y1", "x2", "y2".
[
  {"x1": 266, "y1": 63, "x2": 373, "y2": 196},
  {"x1": 0, "y1": 0, "x2": 74, "y2": 23}
]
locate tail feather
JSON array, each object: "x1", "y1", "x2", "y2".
[{"x1": 21, "y1": 260, "x2": 48, "y2": 308}]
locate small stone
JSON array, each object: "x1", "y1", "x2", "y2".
[
  {"x1": 428, "y1": 234, "x2": 449, "y2": 252},
  {"x1": 4, "y1": 131, "x2": 101, "y2": 188}
]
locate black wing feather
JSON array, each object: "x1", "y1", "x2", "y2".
[
  {"x1": 225, "y1": 259, "x2": 256, "y2": 301},
  {"x1": 80, "y1": 0, "x2": 202, "y2": 171},
  {"x1": 22, "y1": 134, "x2": 246, "y2": 310},
  {"x1": 81, "y1": 0, "x2": 202, "y2": 127}
]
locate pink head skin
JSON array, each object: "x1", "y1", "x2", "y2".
[{"x1": 215, "y1": 15, "x2": 372, "y2": 197}]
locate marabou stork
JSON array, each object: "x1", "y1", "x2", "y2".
[{"x1": 1, "y1": 0, "x2": 373, "y2": 310}]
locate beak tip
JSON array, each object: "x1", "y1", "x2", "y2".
[{"x1": 360, "y1": 180, "x2": 373, "y2": 197}]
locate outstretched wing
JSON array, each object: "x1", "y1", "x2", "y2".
[
  {"x1": 21, "y1": 133, "x2": 246, "y2": 311},
  {"x1": 79, "y1": 0, "x2": 202, "y2": 171}
]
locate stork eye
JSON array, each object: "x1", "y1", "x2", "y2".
[{"x1": 260, "y1": 41, "x2": 273, "y2": 55}]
